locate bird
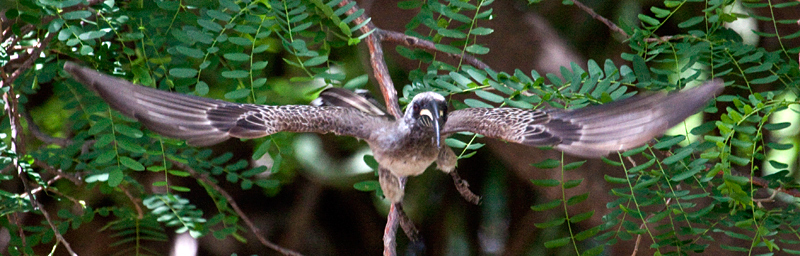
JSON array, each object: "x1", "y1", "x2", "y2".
[{"x1": 63, "y1": 61, "x2": 724, "y2": 204}]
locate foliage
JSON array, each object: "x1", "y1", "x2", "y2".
[{"x1": 1, "y1": 0, "x2": 799, "y2": 255}]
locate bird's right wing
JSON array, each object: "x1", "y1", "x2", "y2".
[
  {"x1": 64, "y1": 62, "x2": 386, "y2": 146},
  {"x1": 442, "y1": 80, "x2": 724, "y2": 158}
]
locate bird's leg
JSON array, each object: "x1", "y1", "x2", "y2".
[
  {"x1": 437, "y1": 147, "x2": 481, "y2": 204},
  {"x1": 379, "y1": 167, "x2": 404, "y2": 203},
  {"x1": 379, "y1": 168, "x2": 423, "y2": 247},
  {"x1": 395, "y1": 202, "x2": 423, "y2": 246}
]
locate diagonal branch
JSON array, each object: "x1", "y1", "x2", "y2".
[
  {"x1": 23, "y1": 110, "x2": 72, "y2": 147},
  {"x1": 169, "y1": 159, "x2": 304, "y2": 256},
  {"x1": 570, "y1": 0, "x2": 629, "y2": 38},
  {"x1": 339, "y1": 1, "x2": 402, "y2": 119},
  {"x1": 376, "y1": 29, "x2": 489, "y2": 69}
]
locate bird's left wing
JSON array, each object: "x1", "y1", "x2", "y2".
[
  {"x1": 441, "y1": 80, "x2": 724, "y2": 158},
  {"x1": 64, "y1": 62, "x2": 385, "y2": 146}
]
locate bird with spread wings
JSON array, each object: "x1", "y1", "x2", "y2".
[{"x1": 64, "y1": 61, "x2": 723, "y2": 203}]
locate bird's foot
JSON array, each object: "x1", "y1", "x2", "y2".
[{"x1": 450, "y1": 171, "x2": 481, "y2": 204}]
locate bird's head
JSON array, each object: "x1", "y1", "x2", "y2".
[{"x1": 405, "y1": 92, "x2": 448, "y2": 148}]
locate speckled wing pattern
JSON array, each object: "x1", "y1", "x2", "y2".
[
  {"x1": 64, "y1": 62, "x2": 384, "y2": 146},
  {"x1": 442, "y1": 80, "x2": 724, "y2": 157}
]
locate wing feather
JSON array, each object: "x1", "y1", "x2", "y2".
[
  {"x1": 442, "y1": 80, "x2": 724, "y2": 157},
  {"x1": 64, "y1": 62, "x2": 385, "y2": 146}
]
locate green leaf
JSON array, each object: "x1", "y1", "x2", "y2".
[
  {"x1": 567, "y1": 193, "x2": 589, "y2": 205},
  {"x1": 637, "y1": 14, "x2": 660, "y2": 26},
  {"x1": 114, "y1": 124, "x2": 143, "y2": 138},
  {"x1": 397, "y1": 0, "x2": 422, "y2": 9},
  {"x1": 465, "y1": 44, "x2": 489, "y2": 54},
  {"x1": 438, "y1": 28, "x2": 467, "y2": 39},
  {"x1": 767, "y1": 142, "x2": 793, "y2": 150},
  {"x1": 303, "y1": 55, "x2": 328, "y2": 66},
  {"x1": 569, "y1": 210, "x2": 594, "y2": 223},
  {"x1": 63, "y1": 10, "x2": 91, "y2": 20},
  {"x1": 78, "y1": 30, "x2": 108, "y2": 41},
  {"x1": 544, "y1": 237, "x2": 571, "y2": 248},
  {"x1": 671, "y1": 165, "x2": 702, "y2": 181},
  {"x1": 604, "y1": 175, "x2": 627, "y2": 184},
  {"x1": 223, "y1": 53, "x2": 250, "y2": 62},
  {"x1": 474, "y1": 90, "x2": 503, "y2": 103},
  {"x1": 654, "y1": 135, "x2": 685, "y2": 150},
  {"x1": 662, "y1": 147, "x2": 693, "y2": 165},
  {"x1": 530, "y1": 179, "x2": 560, "y2": 187},
  {"x1": 353, "y1": 180, "x2": 379, "y2": 191},
  {"x1": 169, "y1": 68, "x2": 198, "y2": 78},
  {"x1": 650, "y1": 7, "x2": 671, "y2": 18},
  {"x1": 463, "y1": 99, "x2": 493, "y2": 108},
  {"x1": 120, "y1": 156, "x2": 145, "y2": 171},
  {"x1": 562, "y1": 179, "x2": 583, "y2": 189},
  {"x1": 222, "y1": 70, "x2": 249, "y2": 79},
  {"x1": 176, "y1": 46, "x2": 204, "y2": 59},
  {"x1": 764, "y1": 122, "x2": 790, "y2": 131},
  {"x1": 224, "y1": 89, "x2": 250, "y2": 100},
  {"x1": 531, "y1": 199, "x2": 562, "y2": 211},
  {"x1": 170, "y1": 186, "x2": 191, "y2": 192},
  {"x1": 197, "y1": 19, "x2": 223, "y2": 32},
  {"x1": 207, "y1": 9, "x2": 232, "y2": 21},
  {"x1": 80, "y1": 45, "x2": 93, "y2": 55},
  {"x1": 631, "y1": 54, "x2": 651, "y2": 83},
  {"x1": 470, "y1": 27, "x2": 494, "y2": 35},
  {"x1": 435, "y1": 44, "x2": 461, "y2": 55},
  {"x1": 535, "y1": 217, "x2": 565, "y2": 229},
  {"x1": 750, "y1": 75, "x2": 778, "y2": 84},
  {"x1": 678, "y1": 16, "x2": 704, "y2": 28},
  {"x1": 531, "y1": 158, "x2": 560, "y2": 169},
  {"x1": 108, "y1": 167, "x2": 123, "y2": 187},
  {"x1": 562, "y1": 160, "x2": 586, "y2": 171}
]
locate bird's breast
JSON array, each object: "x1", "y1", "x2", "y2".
[{"x1": 368, "y1": 126, "x2": 439, "y2": 177}]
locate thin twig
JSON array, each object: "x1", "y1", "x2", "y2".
[
  {"x1": 119, "y1": 185, "x2": 144, "y2": 219},
  {"x1": 34, "y1": 161, "x2": 83, "y2": 186},
  {"x1": 23, "y1": 110, "x2": 72, "y2": 147},
  {"x1": 9, "y1": 213, "x2": 28, "y2": 251},
  {"x1": 20, "y1": 175, "x2": 65, "y2": 198},
  {"x1": 42, "y1": 186, "x2": 84, "y2": 210},
  {"x1": 570, "y1": 0, "x2": 629, "y2": 38},
  {"x1": 754, "y1": 189, "x2": 779, "y2": 208},
  {"x1": 37, "y1": 201, "x2": 78, "y2": 255},
  {"x1": 168, "y1": 159, "x2": 303, "y2": 256},
  {"x1": 376, "y1": 29, "x2": 489, "y2": 69}
]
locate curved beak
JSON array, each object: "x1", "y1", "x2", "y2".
[{"x1": 427, "y1": 101, "x2": 444, "y2": 149}]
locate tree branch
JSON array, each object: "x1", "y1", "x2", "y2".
[
  {"x1": 570, "y1": 0, "x2": 629, "y2": 38},
  {"x1": 339, "y1": 0, "x2": 403, "y2": 118},
  {"x1": 376, "y1": 29, "x2": 489, "y2": 69},
  {"x1": 169, "y1": 159, "x2": 304, "y2": 256},
  {"x1": 23, "y1": 110, "x2": 72, "y2": 147},
  {"x1": 3, "y1": 74, "x2": 78, "y2": 256}
]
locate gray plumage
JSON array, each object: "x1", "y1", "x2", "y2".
[
  {"x1": 442, "y1": 81, "x2": 724, "y2": 157},
  {"x1": 64, "y1": 62, "x2": 388, "y2": 147},
  {"x1": 64, "y1": 61, "x2": 723, "y2": 203}
]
